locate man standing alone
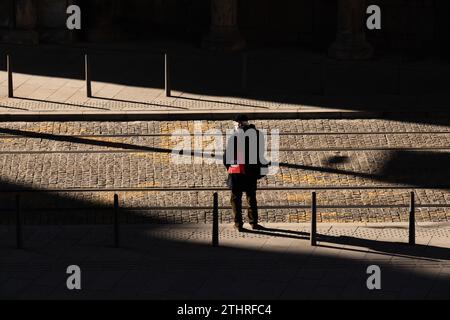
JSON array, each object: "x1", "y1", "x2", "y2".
[{"x1": 223, "y1": 115, "x2": 267, "y2": 231}]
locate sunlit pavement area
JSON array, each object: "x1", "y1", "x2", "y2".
[
  {"x1": 1, "y1": 223, "x2": 449, "y2": 299},
  {"x1": 1, "y1": 44, "x2": 450, "y2": 117}
]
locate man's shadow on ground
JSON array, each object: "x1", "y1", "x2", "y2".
[{"x1": 241, "y1": 226, "x2": 450, "y2": 262}]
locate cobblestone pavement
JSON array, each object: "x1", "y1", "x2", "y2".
[
  {"x1": 1, "y1": 223, "x2": 449, "y2": 299},
  {"x1": 0, "y1": 119, "x2": 449, "y2": 223}
]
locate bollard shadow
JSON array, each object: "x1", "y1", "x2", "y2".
[
  {"x1": 241, "y1": 227, "x2": 309, "y2": 240},
  {"x1": 176, "y1": 96, "x2": 270, "y2": 109},
  {"x1": 316, "y1": 234, "x2": 450, "y2": 261},
  {"x1": 0, "y1": 127, "x2": 174, "y2": 154},
  {"x1": 325, "y1": 155, "x2": 350, "y2": 165},
  {"x1": 0, "y1": 104, "x2": 28, "y2": 111},
  {"x1": 253, "y1": 226, "x2": 310, "y2": 237},
  {"x1": 0, "y1": 127, "x2": 217, "y2": 160},
  {"x1": 243, "y1": 226, "x2": 449, "y2": 261},
  {"x1": 93, "y1": 96, "x2": 190, "y2": 110},
  {"x1": 15, "y1": 97, "x2": 110, "y2": 111}
]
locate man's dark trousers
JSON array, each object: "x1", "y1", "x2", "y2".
[{"x1": 229, "y1": 175, "x2": 258, "y2": 227}]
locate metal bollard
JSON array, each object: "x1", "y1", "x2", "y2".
[
  {"x1": 114, "y1": 194, "x2": 119, "y2": 248},
  {"x1": 409, "y1": 191, "x2": 415, "y2": 245},
  {"x1": 85, "y1": 54, "x2": 92, "y2": 98},
  {"x1": 7, "y1": 54, "x2": 13, "y2": 98},
  {"x1": 241, "y1": 52, "x2": 248, "y2": 94},
  {"x1": 212, "y1": 192, "x2": 219, "y2": 247},
  {"x1": 310, "y1": 191, "x2": 317, "y2": 246},
  {"x1": 165, "y1": 53, "x2": 171, "y2": 97},
  {"x1": 16, "y1": 194, "x2": 22, "y2": 249}
]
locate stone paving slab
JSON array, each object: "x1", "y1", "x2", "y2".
[{"x1": 0, "y1": 223, "x2": 449, "y2": 299}]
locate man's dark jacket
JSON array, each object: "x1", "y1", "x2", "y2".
[{"x1": 223, "y1": 124, "x2": 267, "y2": 190}]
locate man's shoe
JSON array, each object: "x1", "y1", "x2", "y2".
[
  {"x1": 251, "y1": 224, "x2": 264, "y2": 230},
  {"x1": 234, "y1": 224, "x2": 244, "y2": 232}
]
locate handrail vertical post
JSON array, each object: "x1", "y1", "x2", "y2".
[
  {"x1": 114, "y1": 194, "x2": 119, "y2": 248},
  {"x1": 165, "y1": 53, "x2": 171, "y2": 97},
  {"x1": 85, "y1": 54, "x2": 92, "y2": 98},
  {"x1": 311, "y1": 191, "x2": 317, "y2": 246},
  {"x1": 409, "y1": 191, "x2": 415, "y2": 245},
  {"x1": 7, "y1": 54, "x2": 13, "y2": 98},
  {"x1": 212, "y1": 192, "x2": 219, "y2": 247},
  {"x1": 16, "y1": 194, "x2": 22, "y2": 249}
]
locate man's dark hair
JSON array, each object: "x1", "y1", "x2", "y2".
[{"x1": 233, "y1": 114, "x2": 249, "y2": 122}]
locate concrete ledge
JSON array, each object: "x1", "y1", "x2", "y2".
[{"x1": 0, "y1": 109, "x2": 441, "y2": 122}]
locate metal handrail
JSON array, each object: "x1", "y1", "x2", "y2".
[
  {"x1": 1, "y1": 185, "x2": 450, "y2": 192},
  {"x1": 7, "y1": 188, "x2": 448, "y2": 250}
]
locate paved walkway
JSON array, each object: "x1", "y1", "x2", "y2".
[
  {"x1": 1, "y1": 44, "x2": 450, "y2": 120},
  {"x1": 0, "y1": 119, "x2": 449, "y2": 223},
  {"x1": 1, "y1": 223, "x2": 449, "y2": 299}
]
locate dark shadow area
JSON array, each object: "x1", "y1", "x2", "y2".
[
  {"x1": 1, "y1": 206, "x2": 449, "y2": 299},
  {"x1": 0, "y1": 171, "x2": 449, "y2": 298},
  {"x1": 377, "y1": 150, "x2": 450, "y2": 187},
  {"x1": 280, "y1": 150, "x2": 450, "y2": 188},
  {"x1": 325, "y1": 155, "x2": 350, "y2": 165},
  {"x1": 0, "y1": 181, "x2": 166, "y2": 226}
]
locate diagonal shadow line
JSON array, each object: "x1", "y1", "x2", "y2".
[
  {"x1": 317, "y1": 234, "x2": 449, "y2": 261},
  {"x1": 245, "y1": 227, "x2": 447, "y2": 261},
  {"x1": 0, "y1": 127, "x2": 212, "y2": 158},
  {"x1": 316, "y1": 244, "x2": 439, "y2": 262},
  {"x1": 177, "y1": 96, "x2": 270, "y2": 109},
  {"x1": 242, "y1": 228, "x2": 310, "y2": 240},
  {"x1": 94, "y1": 96, "x2": 190, "y2": 110},
  {"x1": 16, "y1": 97, "x2": 110, "y2": 110},
  {"x1": 0, "y1": 104, "x2": 29, "y2": 111},
  {"x1": 0, "y1": 127, "x2": 173, "y2": 153},
  {"x1": 279, "y1": 161, "x2": 381, "y2": 181},
  {"x1": 256, "y1": 226, "x2": 310, "y2": 237}
]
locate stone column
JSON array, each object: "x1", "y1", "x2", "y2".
[
  {"x1": 37, "y1": 0, "x2": 75, "y2": 43},
  {"x1": 0, "y1": 0, "x2": 15, "y2": 28},
  {"x1": 203, "y1": 0, "x2": 245, "y2": 51},
  {"x1": 328, "y1": 0, "x2": 373, "y2": 60},
  {"x1": 4, "y1": 0, "x2": 39, "y2": 44},
  {"x1": 85, "y1": 0, "x2": 119, "y2": 42}
]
